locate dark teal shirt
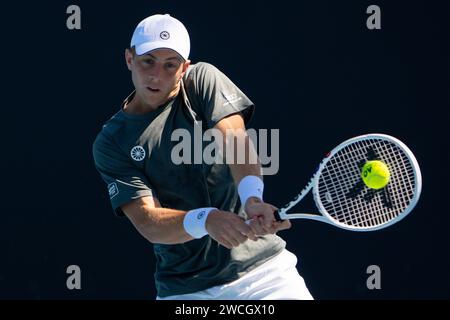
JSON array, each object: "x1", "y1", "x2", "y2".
[{"x1": 93, "y1": 62, "x2": 285, "y2": 297}]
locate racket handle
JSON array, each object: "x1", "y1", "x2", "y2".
[
  {"x1": 274, "y1": 209, "x2": 283, "y2": 222},
  {"x1": 244, "y1": 210, "x2": 284, "y2": 225}
]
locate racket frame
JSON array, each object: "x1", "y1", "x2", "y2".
[{"x1": 275, "y1": 133, "x2": 422, "y2": 231}]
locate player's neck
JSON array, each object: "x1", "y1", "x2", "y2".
[
  {"x1": 123, "y1": 96, "x2": 159, "y2": 115},
  {"x1": 124, "y1": 86, "x2": 180, "y2": 115}
]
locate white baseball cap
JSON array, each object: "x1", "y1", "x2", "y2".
[{"x1": 130, "y1": 14, "x2": 190, "y2": 61}]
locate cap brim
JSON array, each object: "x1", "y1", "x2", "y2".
[{"x1": 134, "y1": 41, "x2": 187, "y2": 60}]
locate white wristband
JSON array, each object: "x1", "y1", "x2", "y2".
[
  {"x1": 183, "y1": 207, "x2": 217, "y2": 239},
  {"x1": 238, "y1": 175, "x2": 264, "y2": 207}
]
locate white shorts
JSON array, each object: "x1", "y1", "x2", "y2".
[{"x1": 156, "y1": 249, "x2": 313, "y2": 300}]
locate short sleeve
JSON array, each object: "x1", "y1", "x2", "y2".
[
  {"x1": 92, "y1": 132, "x2": 154, "y2": 216},
  {"x1": 184, "y1": 62, "x2": 255, "y2": 128}
]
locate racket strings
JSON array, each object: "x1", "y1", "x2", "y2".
[
  {"x1": 340, "y1": 142, "x2": 412, "y2": 226},
  {"x1": 343, "y1": 142, "x2": 409, "y2": 226},
  {"x1": 317, "y1": 138, "x2": 417, "y2": 228}
]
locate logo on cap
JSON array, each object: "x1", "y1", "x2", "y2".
[
  {"x1": 131, "y1": 146, "x2": 146, "y2": 161},
  {"x1": 160, "y1": 31, "x2": 170, "y2": 40}
]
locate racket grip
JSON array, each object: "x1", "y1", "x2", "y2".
[
  {"x1": 274, "y1": 209, "x2": 283, "y2": 222},
  {"x1": 245, "y1": 210, "x2": 284, "y2": 225}
]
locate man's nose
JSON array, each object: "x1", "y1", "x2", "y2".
[{"x1": 148, "y1": 64, "x2": 162, "y2": 80}]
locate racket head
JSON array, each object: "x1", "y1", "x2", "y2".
[{"x1": 312, "y1": 133, "x2": 422, "y2": 231}]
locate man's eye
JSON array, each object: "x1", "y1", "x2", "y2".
[
  {"x1": 143, "y1": 59, "x2": 154, "y2": 65},
  {"x1": 166, "y1": 63, "x2": 178, "y2": 69}
]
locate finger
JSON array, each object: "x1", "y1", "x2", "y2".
[
  {"x1": 243, "y1": 226, "x2": 258, "y2": 241},
  {"x1": 261, "y1": 208, "x2": 276, "y2": 228},
  {"x1": 273, "y1": 220, "x2": 291, "y2": 231},
  {"x1": 281, "y1": 220, "x2": 292, "y2": 229},
  {"x1": 234, "y1": 220, "x2": 253, "y2": 237},
  {"x1": 224, "y1": 235, "x2": 240, "y2": 247},
  {"x1": 235, "y1": 219, "x2": 258, "y2": 241},
  {"x1": 249, "y1": 217, "x2": 265, "y2": 236},
  {"x1": 214, "y1": 234, "x2": 233, "y2": 249},
  {"x1": 266, "y1": 225, "x2": 278, "y2": 234},
  {"x1": 223, "y1": 225, "x2": 246, "y2": 246},
  {"x1": 216, "y1": 221, "x2": 240, "y2": 247},
  {"x1": 230, "y1": 228, "x2": 248, "y2": 245},
  {"x1": 257, "y1": 216, "x2": 275, "y2": 234},
  {"x1": 219, "y1": 239, "x2": 232, "y2": 249},
  {"x1": 262, "y1": 217, "x2": 280, "y2": 234},
  {"x1": 245, "y1": 227, "x2": 259, "y2": 240}
]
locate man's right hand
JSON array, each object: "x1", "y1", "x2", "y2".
[{"x1": 205, "y1": 210, "x2": 258, "y2": 249}]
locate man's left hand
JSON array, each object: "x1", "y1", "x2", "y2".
[{"x1": 245, "y1": 197, "x2": 291, "y2": 236}]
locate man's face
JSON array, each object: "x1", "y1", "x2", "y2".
[{"x1": 125, "y1": 48, "x2": 190, "y2": 109}]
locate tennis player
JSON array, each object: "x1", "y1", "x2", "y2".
[{"x1": 92, "y1": 13, "x2": 313, "y2": 300}]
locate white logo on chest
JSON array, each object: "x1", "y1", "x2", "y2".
[{"x1": 130, "y1": 146, "x2": 146, "y2": 161}]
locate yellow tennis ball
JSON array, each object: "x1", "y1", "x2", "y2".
[{"x1": 361, "y1": 160, "x2": 390, "y2": 189}]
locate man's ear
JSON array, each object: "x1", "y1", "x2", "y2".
[
  {"x1": 181, "y1": 60, "x2": 191, "y2": 76},
  {"x1": 178, "y1": 60, "x2": 191, "y2": 83},
  {"x1": 183, "y1": 60, "x2": 191, "y2": 72},
  {"x1": 125, "y1": 48, "x2": 133, "y2": 71}
]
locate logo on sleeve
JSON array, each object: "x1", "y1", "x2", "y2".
[
  {"x1": 108, "y1": 182, "x2": 119, "y2": 199},
  {"x1": 222, "y1": 92, "x2": 242, "y2": 106},
  {"x1": 130, "y1": 146, "x2": 146, "y2": 161}
]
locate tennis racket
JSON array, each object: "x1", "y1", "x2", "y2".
[{"x1": 272, "y1": 133, "x2": 422, "y2": 231}]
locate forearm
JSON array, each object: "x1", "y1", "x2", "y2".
[
  {"x1": 124, "y1": 202, "x2": 194, "y2": 245},
  {"x1": 227, "y1": 135, "x2": 262, "y2": 184},
  {"x1": 214, "y1": 113, "x2": 264, "y2": 210},
  {"x1": 216, "y1": 115, "x2": 262, "y2": 184}
]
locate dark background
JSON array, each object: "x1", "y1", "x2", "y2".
[{"x1": 0, "y1": 0, "x2": 449, "y2": 299}]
